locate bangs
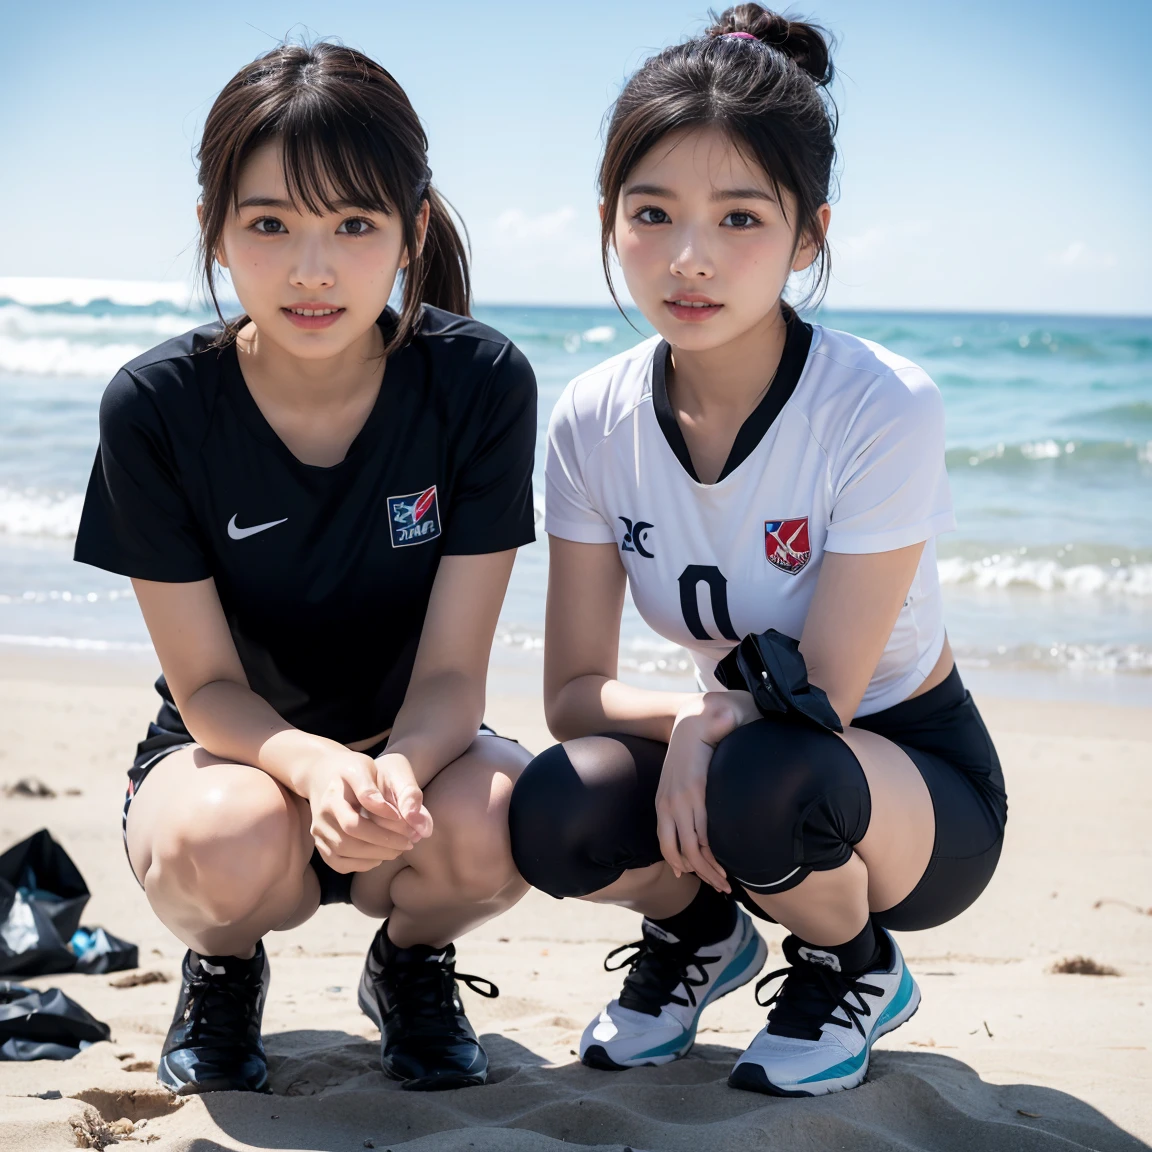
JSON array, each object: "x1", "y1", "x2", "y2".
[{"x1": 240, "y1": 95, "x2": 420, "y2": 217}]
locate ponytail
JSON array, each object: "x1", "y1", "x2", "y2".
[{"x1": 402, "y1": 186, "x2": 471, "y2": 330}]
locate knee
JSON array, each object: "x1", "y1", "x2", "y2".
[
  {"x1": 148, "y1": 774, "x2": 302, "y2": 925},
  {"x1": 426, "y1": 775, "x2": 521, "y2": 904},
  {"x1": 509, "y1": 738, "x2": 626, "y2": 898},
  {"x1": 706, "y1": 721, "x2": 871, "y2": 895}
]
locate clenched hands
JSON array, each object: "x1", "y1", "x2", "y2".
[{"x1": 306, "y1": 748, "x2": 433, "y2": 874}]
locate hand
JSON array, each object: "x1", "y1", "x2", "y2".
[
  {"x1": 654, "y1": 691, "x2": 760, "y2": 893},
  {"x1": 305, "y1": 748, "x2": 422, "y2": 874},
  {"x1": 374, "y1": 752, "x2": 434, "y2": 842}
]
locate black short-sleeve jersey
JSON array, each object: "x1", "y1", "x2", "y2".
[{"x1": 75, "y1": 307, "x2": 537, "y2": 743}]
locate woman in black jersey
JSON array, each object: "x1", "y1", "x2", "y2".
[{"x1": 75, "y1": 43, "x2": 537, "y2": 1095}]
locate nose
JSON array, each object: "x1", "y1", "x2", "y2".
[
  {"x1": 669, "y1": 226, "x2": 714, "y2": 280},
  {"x1": 289, "y1": 232, "x2": 337, "y2": 291}
]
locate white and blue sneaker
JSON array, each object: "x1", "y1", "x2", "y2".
[
  {"x1": 728, "y1": 928, "x2": 920, "y2": 1097},
  {"x1": 581, "y1": 906, "x2": 767, "y2": 1070}
]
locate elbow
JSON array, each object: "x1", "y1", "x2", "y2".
[
  {"x1": 543, "y1": 696, "x2": 574, "y2": 743},
  {"x1": 543, "y1": 684, "x2": 585, "y2": 743}
]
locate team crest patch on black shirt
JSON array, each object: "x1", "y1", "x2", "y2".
[{"x1": 388, "y1": 485, "x2": 441, "y2": 547}]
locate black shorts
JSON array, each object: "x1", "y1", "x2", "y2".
[
  {"x1": 121, "y1": 718, "x2": 506, "y2": 907},
  {"x1": 510, "y1": 667, "x2": 1007, "y2": 933}
]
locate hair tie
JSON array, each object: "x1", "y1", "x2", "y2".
[{"x1": 723, "y1": 31, "x2": 759, "y2": 41}]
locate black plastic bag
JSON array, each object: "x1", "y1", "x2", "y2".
[
  {"x1": 0, "y1": 981, "x2": 110, "y2": 1060},
  {"x1": 0, "y1": 830, "x2": 89, "y2": 976},
  {"x1": 0, "y1": 830, "x2": 137, "y2": 976},
  {"x1": 715, "y1": 628, "x2": 843, "y2": 733},
  {"x1": 71, "y1": 927, "x2": 139, "y2": 975}
]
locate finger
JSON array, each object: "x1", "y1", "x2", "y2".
[
  {"x1": 691, "y1": 797, "x2": 731, "y2": 893},
  {"x1": 697, "y1": 842, "x2": 731, "y2": 894},
  {"x1": 356, "y1": 806, "x2": 413, "y2": 836},
  {"x1": 656, "y1": 809, "x2": 687, "y2": 877},
  {"x1": 379, "y1": 763, "x2": 433, "y2": 840},
  {"x1": 672, "y1": 800, "x2": 706, "y2": 878},
  {"x1": 332, "y1": 800, "x2": 415, "y2": 851},
  {"x1": 313, "y1": 822, "x2": 409, "y2": 864},
  {"x1": 352, "y1": 770, "x2": 404, "y2": 822},
  {"x1": 674, "y1": 800, "x2": 728, "y2": 892}
]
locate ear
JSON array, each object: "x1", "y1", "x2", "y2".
[
  {"x1": 791, "y1": 203, "x2": 832, "y2": 273},
  {"x1": 400, "y1": 199, "x2": 432, "y2": 271}
]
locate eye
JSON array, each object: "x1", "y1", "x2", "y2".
[
  {"x1": 251, "y1": 217, "x2": 286, "y2": 234},
  {"x1": 634, "y1": 206, "x2": 670, "y2": 226},
  {"x1": 721, "y1": 210, "x2": 761, "y2": 229},
  {"x1": 337, "y1": 217, "x2": 375, "y2": 236}
]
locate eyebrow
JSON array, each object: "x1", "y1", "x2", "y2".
[
  {"x1": 236, "y1": 196, "x2": 294, "y2": 210},
  {"x1": 235, "y1": 196, "x2": 380, "y2": 212},
  {"x1": 622, "y1": 183, "x2": 777, "y2": 204}
]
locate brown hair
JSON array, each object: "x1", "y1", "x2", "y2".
[
  {"x1": 599, "y1": 4, "x2": 837, "y2": 310},
  {"x1": 197, "y1": 42, "x2": 470, "y2": 351}
]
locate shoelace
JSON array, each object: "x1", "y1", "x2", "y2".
[
  {"x1": 754, "y1": 962, "x2": 883, "y2": 1041},
  {"x1": 604, "y1": 935, "x2": 719, "y2": 1013},
  {"x1": 380, "y1": 953, "x2": 499, "y2": 1027},
  {"x1": 180, "y1": 973, "x2": 261, "y2": 1047}
]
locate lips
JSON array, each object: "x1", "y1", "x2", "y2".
[
  {"x1": 281, "y1": 304, "x2": 346, "y2": 330},
  {"x1": 664, "y1": 296, "x2": 723, "y2": 323}
]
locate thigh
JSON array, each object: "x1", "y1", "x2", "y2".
[
  {"x1": 124, "y1": 744, "x2": 314, "y2": 895},
  {"x1": 350, "y1": 733, "x2": 531, "y2": 908},
  {"x1": 837, "y1": 726, "x2": 936, "y2": 913},
  {"x1": 874, "y1": 748, "x2": 1004, "y2": 931}
]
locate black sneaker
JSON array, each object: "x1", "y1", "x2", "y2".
[
  {"x1": 157, "y1": 943, "x2": 270, "y2": 1095},
  {"x1": 357, "y1": 922, "x2": 498, "y2": 1091}
]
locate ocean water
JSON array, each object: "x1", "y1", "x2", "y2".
[{"x1": 1, "y1": 279, "x2": 1149, "y2": 700}]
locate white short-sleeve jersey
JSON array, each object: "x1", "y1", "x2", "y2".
[{"x1": 544, "y1": 318, "x2": 956, "y2": 717}]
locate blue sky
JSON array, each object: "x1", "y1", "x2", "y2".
[{"x1": 2, "y1": 0, "x2": 1149, "y2": 313}]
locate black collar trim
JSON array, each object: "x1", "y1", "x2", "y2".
[{"x1": 651, "y1": 310, "x2": 814, "y2": 484}]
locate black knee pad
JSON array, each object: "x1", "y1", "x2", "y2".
[
  {"x1": 509, "y1": 736, "x2": 663, "y2": 900},
  {"x1": 706, "y1": 720, "x2": 871, "y2": 895}
]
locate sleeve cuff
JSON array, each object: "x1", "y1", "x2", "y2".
[
  {"x1": 544, "y1": 515, "x2": 618, "y2": 545},
  {"x1": 823, "y1": 511, "x2": 957, "y2": 555}
]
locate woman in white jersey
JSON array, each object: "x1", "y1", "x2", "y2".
[{"x1": 509, "y1": 5, "x2": 1006, "y2": 1098}]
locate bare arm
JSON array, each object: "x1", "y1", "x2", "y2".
[
  {"x1": 130, "y1": 576, "x2": 349, "y2": 793},
  {"x1": 369, "y1": 548, "x2": 519, "y2": 829},
  {"x1": 544, "y1": 536, "x2": 701, "y2": 743},
  {"x1": 798, "y1": 544, "x2": 925, "y2": 725}
]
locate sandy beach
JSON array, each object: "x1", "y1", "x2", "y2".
[{"x1": 0, "y1": 647, "x2": 1148, "y2": 1151}]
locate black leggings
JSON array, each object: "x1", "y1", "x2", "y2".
[{"x1": 509, "y1": 667, "x2": 1007, "y2": 932}]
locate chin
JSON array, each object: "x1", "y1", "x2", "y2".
[{"x1": 658, "y1": 321, "x2": 744, "y2": 353}]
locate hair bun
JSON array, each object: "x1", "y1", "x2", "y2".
[{"x1": 706, "y1": 4, "x2": 833, "y2": 85}]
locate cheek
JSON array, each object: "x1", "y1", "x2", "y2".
[
  {"x1": 615, "y1": 228, "x2": 667, "y2": 288},
  {"x1": 724, "y1": 234, "x2": 794, "y2": 288}
]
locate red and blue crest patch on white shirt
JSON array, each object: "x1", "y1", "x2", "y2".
[{"x1": 765, "y1": 518, "x2": 811, "y2": 574}]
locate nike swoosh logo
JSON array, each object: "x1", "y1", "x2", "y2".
[{"x1": 227, "y1": 514, "x2": 288, "y2": 540}]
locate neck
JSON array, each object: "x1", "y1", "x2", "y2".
[
  {"x1": 668, "y1": 305, "x2": 788, "y2": 417},
  {"x1": 235, "y1": 320, "x2": 386, "y2": 410}
]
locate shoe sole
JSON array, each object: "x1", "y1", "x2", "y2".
[
  {"x1": 728, "y1": 976, "x2": 922, "y2": 1098},
  {"x1": 358, "y1": 973, "x2": 488, "y2": 1090},
  {"x1": 582, "y1": 918, "x2": 770, "y2": 1071},
  {"x1": 157, "y1": 1054, "x2": 270, "y2": 1096}
]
